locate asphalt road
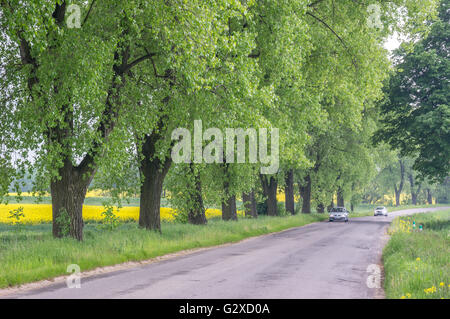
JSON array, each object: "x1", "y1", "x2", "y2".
[{"x1": 4, "y1": 207, "x2": 448, "y2": 299}]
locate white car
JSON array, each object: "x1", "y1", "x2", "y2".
[
  {"x1": 329, "y1": 207, "x2": 349, "y2": 222},
  {"x1": 374, "y1": 206, "x2": 388, "y2": 216}
]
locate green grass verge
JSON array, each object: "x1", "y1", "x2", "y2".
[
  {"x1": 0, "y1": 213, "x2": 327, "y2": 289},
  {"x1": 383, "y1": 209, "x2": 450, "y2": 299}
]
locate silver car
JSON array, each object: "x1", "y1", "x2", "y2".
[
  {"x1": 329, "y1": 207, "x2": 349, "y2": 222},
  {"x1": 374, "y1": 206, "x2": 388, "y2": 216}
]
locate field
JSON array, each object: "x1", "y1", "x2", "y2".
[
  {"x1": 0, "y1": 203, "x2": 242, "y2": 224},
  {"x1": 383, "y1": 210, "x2": 450, "y2": 299}
]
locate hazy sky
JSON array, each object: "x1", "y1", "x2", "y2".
[{"x1": 384, "y1": 33, "x2": 402, "y2": 52}]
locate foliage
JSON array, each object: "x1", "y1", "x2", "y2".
[
  {"x1": 374, "y1": 0, "x2": 450, "y2": 182},
  {"x1": 97, "y1": 206, "x2": 120, "y2": 231},
  {"x1": 55, "y1": 208, "x2": 70, "y2": 237},
  {"x1": 256, "y1": 200, "x2": 268, "y2": 216},
  {"x1": 0, "y1": 0, "x2": 441, "y2": 238},
  {"x1": 7, "y1": 206, "x2": 25, "y2": 224}
]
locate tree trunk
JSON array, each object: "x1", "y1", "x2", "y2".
[
  {"x1": 243, "y1": 190, "x2": 257, "y2": 218},
  {"x1": 222, "y1": 194, "x2": 237, "y2": 221},
  {"x1": 50, "y1": 160, "x2": 91, "y2": 241},
  {"x1": 337, "y1": 187, "x2": 345, "y2": 207},
  {"x1": 427, "y1": 189, "x2": 432, "y2": 204},
  {"x1": 327, "y1": 198, "x2": 334, "y2": 212},
  {"x1": 299, "y1": 175, "x2": 311, "y2": 214},
  {"x1": 350, "y1": 202, "x2": 354, "y2": 212},
  {"x1": 426, "y1": 188, "x2": 433, "y2": 205},
  {"x1": 138, "y1": 133, "x2": 172, "y2": 231},
  {"x1": 408, "y1": 173, "x2": 421, "y2": 205},
  {"x1": 317, "y1": 203, "x2": 325, "y2": 213},
  {"x1": 284, "y1": 169, "x2": 295, "y2": 214},
  {"x1": 394, "y1": 189, "x2": 401, "y2": 206},
  {"x1": 222, "y1": 164, "x2": 237, "y2": 221},
  {"x1": 393, "y1": 159, "x2": 405, "y2": 207},
  {"x1": 188, "y1": 164, "x2": 207, "y2": 225},
  {"x1": 260, "y1": 175, "x2": 278, "y2": 216}
]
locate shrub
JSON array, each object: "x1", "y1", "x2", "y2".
[
  {"x1": 97, "y1": 206, "x2": 120, "y2": 231},
  {"x1": 256, "y1": 201, "x2": 267, "y2": 215}
]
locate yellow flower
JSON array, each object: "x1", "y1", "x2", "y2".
[
  {"x1": 439, "y1": 282, "x2": 444, "y2": 287},
  {"x1": 406, "y1": 293, "x2": 411, "y2": 298},
  {"x1": 0, "y1": 203, "x2": 244, "y2": 224},
  {"x1": 416, "y1": 257, "x2": 420, "y2": 261},
  {"x1": 423, "y1": 286, "x2": 437, "y2": 294},
  {"x1": 400, "y1": 296, "x2": 406, "y2": 299}
]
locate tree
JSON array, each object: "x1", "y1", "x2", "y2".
[
  {"x1": 0, "y1": 1, "x2": 160, "y2": 240},
  {"x1": 390, "y1": 158, "x2": 406, "y2": 206},
  {"x1": 284, "y1": 169, "x2": 295, "y2": 214},
  {"x1": 407, "y1": 167, "x2": 422, "y2": 205},
  {"x1": 374, "y1": 0, "x2": 449, "y2": 182},
  {"x1": 243, "y1": 190, "x2": 258, "y2": 218}
]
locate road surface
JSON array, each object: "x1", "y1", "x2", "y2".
[{"x1": 3, "y1": 207, "x2": 448, "y2": 299}]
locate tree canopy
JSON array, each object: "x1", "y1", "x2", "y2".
[{"x1": 374, "y1": 0, "x2": 449, "y2": 182}]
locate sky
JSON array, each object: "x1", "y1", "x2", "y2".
[{"x1": 384, "y1": 33, "x2": 402, "y2": 52}]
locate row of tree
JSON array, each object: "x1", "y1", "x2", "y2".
[
  {"x1": 362, "y1": 154, "x2": 450, "y2": 207},
  {"x1": 0, "y1": 0, "x2": 443, "y2": 240}
]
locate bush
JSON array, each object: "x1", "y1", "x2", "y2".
[
  {"x1": 172, "y1": 209, "x2": 189, "y2": 224},
  {"x1": 277, "y1": 202, "x2": 289, "y2": 217},
  {"x1": 97, "y1": 206, "x2": 120, "y2": 231},
  {"x1": 256, "y1": 201, "x2": 267, "y2": 215}
]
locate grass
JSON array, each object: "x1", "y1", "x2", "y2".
[
  {"x1": 383, "y1": 209, "x2": 450, "y2": 299},
  {"x1": 0, "y1": 213, "x2": 328, "y2": 289}
]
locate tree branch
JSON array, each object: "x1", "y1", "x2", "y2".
[
  {"x1": 123, "y1": 52, "x2": 157, "y2": 74},
  {"x1": 82, "y1": 0, "x2": 96, "y2": 27},
  {"x1": 306, "y1": 11, "x2": 358, "y2": 70}
]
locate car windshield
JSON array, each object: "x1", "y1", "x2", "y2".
[
  {"x1": 331, "y1": 208, "x2": 344, "y2": 212},
  {"x1": 376, "y1": 207, "x2": 384, "y2": 210}
]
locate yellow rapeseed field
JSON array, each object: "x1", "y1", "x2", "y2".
[
  {"x1": 276, "y1": 190, "x2": 300, "y2": 202},
  {"x1": 0, "y1": 203, "x2": 242, "y2": 224}
]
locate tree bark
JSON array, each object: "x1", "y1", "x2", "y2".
[
  {"x1": 50, "y1": 159, "x2": 93, "y2": 240},
  {"x1": 188, "y1": 164, "x2": 207, "y2": 225},
  {"x1": 327, "y1": 198, "x2": 334, "y2": 212},
  {"x1": 426, "y1": 189, "x2": 433, "y2": 204},
  {"x1": 242, "y1": 190, "x2": 257, "y2": 218},
  {"x1": 260, "y1": 175, "x2": 278, "y2": 216},
  {"x1": 222, "y1": 194, "x2": 237, "y2": 221},
  {"x1": 284, "y1": 169, "x2": 295, "y2": 214},
  {"x1": 138, "y1": 133, "x2": 172, "y2": 231},
  {"x1": 408, "y1": 173, "x2": 421, "y2": 205},
  {"x1": 316, "y1": 203, "x2": 325, "y2": 213},
  {"x1": 222, "y1": 164, "x2": 237, "y2": 221},
  {"x1": 299, "y1": 175, "x2": 311, "y2": 214},
  {"x1": 393, "y1": 159, "x2": 405, "y2": 206},
  {"x1": 337, "y1": 187, "x2": 344, "y2": 207}
]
